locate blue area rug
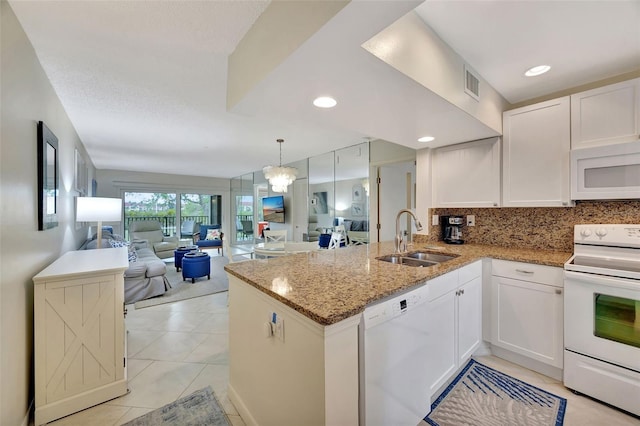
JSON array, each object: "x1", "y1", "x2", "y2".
[{"x1": 425, "y1": 359, "x2": 566, "y2": 426}]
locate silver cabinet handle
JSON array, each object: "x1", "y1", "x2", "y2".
[{"x1": 515, "y1": 269, "x2": 534, "y2": 274}]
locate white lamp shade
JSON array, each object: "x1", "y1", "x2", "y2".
[{"x1": 76, "y1": 197, "x2": 122, "y2": 222}]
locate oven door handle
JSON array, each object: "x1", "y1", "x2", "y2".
[{"x1": 565, "y1": 270, "x2": 640, "y2": 291}]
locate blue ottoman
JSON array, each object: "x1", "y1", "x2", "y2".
[
  {"x1": 182, "y1": 252, "x2": 211, "y2": 283},
  {"x1": 174, "y1": 246, "x2": 198, "y2": 272}
]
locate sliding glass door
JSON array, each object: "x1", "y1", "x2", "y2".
[
  {"x1": 124, "y1": 192, "x2": 222, "y2": 240},
  {"x1": 124, "y1": 192, "x2": 177, "y2": 239}
]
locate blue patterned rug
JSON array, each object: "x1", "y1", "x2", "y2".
[{"x1": 425, "y1": 359, "x2": 566, "y2": 426}]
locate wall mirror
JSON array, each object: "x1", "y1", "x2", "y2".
[
  {"x1": 37, "y1": 121, "x2": 59, "y2": 230},
  {"x1": 335, "y1": 142, "x2": 370, "y2": 243}
]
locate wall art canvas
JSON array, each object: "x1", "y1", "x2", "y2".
[{"x1": 312, "y1": 191, "x2": 328, "y2": 214}]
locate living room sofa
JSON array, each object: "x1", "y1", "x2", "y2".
[{"x1": 81, "y1": 231, "x2": 170, "y2": 304}]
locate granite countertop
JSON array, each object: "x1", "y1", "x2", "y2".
[{"x1": 224, "y1": 242, "x2": 572, "y2": 326}]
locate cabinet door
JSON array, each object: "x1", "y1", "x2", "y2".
[
  {"x1": 571, "y1": 78, "x2": 640, "y2": 149},
  {"x1": 503, "y1": 97, "x2": 571, "y2": 207},
  {"x1": 491, "y1": 276, "x2": 563, "y2": 368},
  {"x1": 432, "y1": 137, "x2": 501, "y2": 207},
  {"x1": 425, "y1": 290, "x2": 456, "y2": 397},
  {"x1": 457, "y1": 276, "x2": 482, "y2": 365}
]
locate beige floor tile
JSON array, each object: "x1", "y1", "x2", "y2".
[
  {"x1": 192, "y1": 312, "x2": 229, "y2": 334},
  {"x1": 182, "y1": 364, "x2": 229, "y2": 398},
  {"x1": 109, "y1": 360, "x2": 206, "y2": 409},
  {"x1": 149, "y1": 311, "x2": 212, "y2": 332},
  {"x1": 183, "y1": 333, "x2": 229, "y2": 364},
  {"x1": 47, "y1": 403, "x2": 131, "y2": 426},
  {"x1": 124, "y1": 358, "x2": 152, "y2": 381},
  {"x1": 115, "y1": 407, "x2": 153, "y2": 425},
  {"x1": 124, "y1": 309, "x2": 174, "y2": 330},
  {"x1": 132, "y1": 331, "x2": 209, "y2": 361},
  {"x1": 126, "y1": 329, "x2": 165, "y2": 358}
]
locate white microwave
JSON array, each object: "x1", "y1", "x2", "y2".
[{"x1": 571, "y1": 141, "x2": 640, "y2": 200}]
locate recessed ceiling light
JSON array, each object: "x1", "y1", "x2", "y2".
[
  {"x1": 313, "y1": 96, "x2": 337, "y2": 108},
  {"x1": 418, "y1": 136, "x2": 435, "y2": 143},
  {"x1": 525, "y1": 65, "x2": 551, "y2": 77}
]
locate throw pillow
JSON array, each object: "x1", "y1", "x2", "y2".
[
  {"x1": 128, "y1": 248, "x2": 138, "y2": 262},
  {"x1": 205, "y1": 229, "x2": 221, "y2": 240},
  {"x1": 109, "y1": 239, "x2": 129, "y2": 248}
]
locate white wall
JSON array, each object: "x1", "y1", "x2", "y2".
[{"x1": 1, "y1": 3, "x2": 93, "y2": 424}]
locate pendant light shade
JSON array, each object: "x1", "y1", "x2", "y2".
[{"x1": 263, "y1": 139, "x2": 297, "y2": 193}]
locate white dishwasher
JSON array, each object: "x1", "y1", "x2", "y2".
[{"x1": 361, "y1": 284, "x2": 431, "y2": 426}]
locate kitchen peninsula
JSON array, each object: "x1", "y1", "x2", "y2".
[{"x1": 224, "y1": 242, "x2": 570, "y2": 425}]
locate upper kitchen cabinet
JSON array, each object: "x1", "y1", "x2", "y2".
[
  {"x1": 503, "y1": 97, "x2": 571, "y2": 207},
  {"x1": 432, "y1": 137, "x2": 501, "y2": 208},
  {"x1": 571, "y1": 78, "x2": 640, "y2": 149}
]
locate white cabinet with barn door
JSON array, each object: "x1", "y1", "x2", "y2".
[
  {"x1": 425, "y1": 261, "x2": 482, "y2": 399},
  {"x1": 432, "y1": 137, "x2": 501, "y2": 207},
  {"x1": 491, "y1": 260, "x2": 564, "y2": 379},
  {"x1": 502, "y1": 97, "x2": 571, "y2": 207},
  {"x1": 571, "y1": 77, "x2": 640, "y2": 149}
]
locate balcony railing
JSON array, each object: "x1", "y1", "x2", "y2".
[{"x1": 124, "y1": 215, "x2": 211, "y2": 239}]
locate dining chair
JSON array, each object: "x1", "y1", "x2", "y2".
[{"x1": 263, "y1": 230, "x2": 287, "y2": 249}]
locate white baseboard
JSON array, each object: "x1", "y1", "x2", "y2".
[{"x1": 228, "y1": 383, "x2": 257, "y2": 426}]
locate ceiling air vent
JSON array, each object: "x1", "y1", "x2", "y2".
[{"x1": 464, "y1": 64, "x2": 480, "y2": 101}]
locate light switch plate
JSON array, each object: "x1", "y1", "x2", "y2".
[{"x1": 432, "y1": 214, "x2": 439, "y2": 226}]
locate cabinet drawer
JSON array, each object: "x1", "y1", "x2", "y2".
[
  {"x1": 492, "y1": 259, "x2": 563, "y2": 287},
  {"x1": 459, "y1": 260, "x2": 482, "y2": 284}
]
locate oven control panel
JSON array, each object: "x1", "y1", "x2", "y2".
[{"x1": 575, "y1": 224, "x2": 640, "y2": 247}]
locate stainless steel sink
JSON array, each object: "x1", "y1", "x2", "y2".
[{"x1": 376, "y1": 251, "x2": 458, "y2": 267}]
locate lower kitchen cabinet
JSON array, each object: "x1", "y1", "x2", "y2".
[
  {"x1": 491, "y1": 260, "x2": 564, "y2": 371},
  {"x1": 425, "y1": 261, "x2": 482, "y2": 399}
]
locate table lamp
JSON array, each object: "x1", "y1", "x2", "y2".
[{"x1": 76, "y1": 197, "x2": 122, "y2": 249}]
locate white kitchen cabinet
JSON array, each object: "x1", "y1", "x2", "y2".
[
  {"x1": 571, "y1": 78, "x2": 640, "y2": 149},
  {"x1": 502, "y1": 97, "x2": 571, "y2": 207},
  {"x1": 491, "y1": 260, "x2": 563, "y2": 371},
  {"x1": 432, "y1": 137, "x2": 501, "y2": 207},
  {"x1": 426, "y1": 261, "x2": 482, "y2": 398},
  {"x1": 33, "y1": 248, "x2": 129, "y2": 426}
]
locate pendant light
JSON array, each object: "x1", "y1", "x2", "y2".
[{"x1": 263, "y1": 139, "x2": 297, "y2": 193}]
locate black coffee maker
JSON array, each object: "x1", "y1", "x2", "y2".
[{"x1": 441, "y1": 215, "x2": 465, "y2": 244}]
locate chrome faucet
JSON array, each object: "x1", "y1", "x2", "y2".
[{"x1": 395, "y1": 209, "x2": 423, "y2": 253}]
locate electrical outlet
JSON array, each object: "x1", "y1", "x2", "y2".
[
  {"x1": 467, "y1": 215, "x2": 475, "y2": 227},
  {"x1": 432, "y1": 214, "x2": 439, "y2": 226}
]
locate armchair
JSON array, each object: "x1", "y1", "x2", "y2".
[
  {"x1": 180, "y1": 220, "x2": 200, "y2": 243},
  {"x1": 195, "y1": 224, "x2": 224, "y2": 255},
  {"x1": 129, "y1": 220, "x2": 179, "y2": 259},
  {"x1": 306, "y1": 215, "x2": 322, "y2": 242}
]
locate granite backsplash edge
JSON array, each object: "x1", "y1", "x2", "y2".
[{"x1": 413, "y1": 200, "x2": 640, "y2": 252}]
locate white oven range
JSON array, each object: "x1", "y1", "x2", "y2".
[{"x1": 564, "y1": 224, "x2": 640, "y2": 416}]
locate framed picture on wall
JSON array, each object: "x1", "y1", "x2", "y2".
[
  {"x1": 74, "y1": 149, "x2": 88, "y2": 195},
  {"x1": 312, "y1": 191, "x2": 328, "y2": 214},
  {"x1": 37, "y1": 121, "x2": 59, "y2": 230},
  {"x1": 351, "y1": 203, "x2": 363, "y2": 216},
  {"x1": 352, "y1": 184, "x2": 364, "y2": 202}
]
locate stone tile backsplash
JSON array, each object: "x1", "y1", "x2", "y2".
[{"x1": 414, "y1": 200, "x2": 640, "y2": 252}]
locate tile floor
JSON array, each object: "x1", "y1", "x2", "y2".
[{"x1": 44, "y1": 254, "x2": 639, "y2": 425}]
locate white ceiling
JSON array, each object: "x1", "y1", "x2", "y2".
[
  {"x1": 414, "y1": 0, "x2": 640, "y2": 104},
  {"x1": 9, "y1": 0, "x2": 640, "y2": 180}
]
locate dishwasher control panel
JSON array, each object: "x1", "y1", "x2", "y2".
[{"x1": 363, "y1": 285, "x2": 429, "y2": 329}]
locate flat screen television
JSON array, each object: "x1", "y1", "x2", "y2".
[{"x1": 262, "y1": 195, "x2": 285, "y2": 223}]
